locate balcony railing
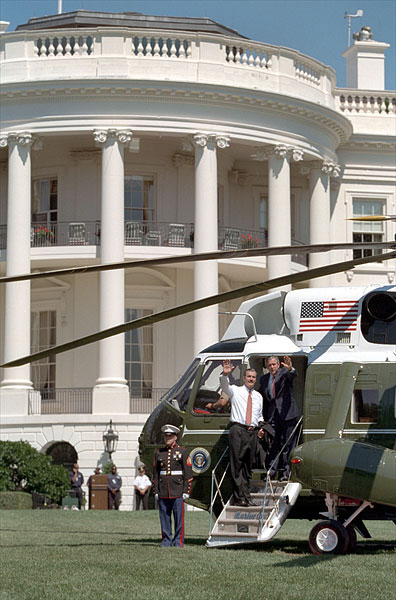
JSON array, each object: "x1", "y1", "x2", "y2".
[
  {"x1": 1, "y1": 221, "x2": 307, "y2": 265},
  {"x1": 28, "y1": 388, "x2": 92, "y2": 414},
  {"x1": 129, "y1": 387, "x2": 169, "y2": 413}
]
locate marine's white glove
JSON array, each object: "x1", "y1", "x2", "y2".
[
  {"x1": 155, "y1": 494, "x2": 159, "y2": 501},
  {"x1": 182, "y1": 493, "x2": 189, "y2": 500}
]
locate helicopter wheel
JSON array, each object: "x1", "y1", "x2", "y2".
[
  {"x1": 308, "y1": 520, "x2": 350, "y2": 555},
  {"x1": 345, "y1": 525, "x2": 357, "y2": 553}
]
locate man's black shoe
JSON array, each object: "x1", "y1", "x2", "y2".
[
  {"x1": 246, "y1": 499, "x2": 258, "y2": 506},
  {"x1": 230, "y1": 499, "x2": 248, "y2": 507}
]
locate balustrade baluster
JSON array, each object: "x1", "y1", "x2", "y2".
[
  {"x1": 170, "y1": 41, "x2": 177, "y2": 58},
  {"x1": 73, "y1": 40, "x2": 80, "y2": 56},
  {"x1": 56, "y1": 41, "x2": 63, "y2": 56},
  {"x1": 39, "y1": 41, "x2": 47, "y2": 57},
  {"x1": 179, "y1": 41, "x2": 186, "y2": 58},
  {"x1": 65, "y1": 40, "x2": 72, "y2": 56},
  {"x1": 235, "y1": 49, "x2": 241, "y2": 64},
  {"x1": 146, "y1": 39, "x2": 152, "y2": 57},
  {"x1": 241, "y1": 50, "x2": 248, "y2": 65},
  {"x1": 248, "y1": 52, "x2": 255, "y2": 67},
  {"x1": 153, "y1": 39, "x2": 160, "y2": 57},
  {"x1": 254, "y1": 54, "x2": 261, "y2": 68},
  {"x1": 137, "y1": 40, "x2": 144, "y2": 56},
  {"x1": 34, "y1": 43, "x2": 39, "y2": 57},
  {"x1": 48, "y1": 41, "x2": 55, "y2": 57},
  {"x1": 81, "y1": 40, "x2": 88, "y2": 56},
  {"x1": 186, "y1": 42, "x2": 192, "y2": 58}
]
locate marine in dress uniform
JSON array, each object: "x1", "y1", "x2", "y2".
[{"x1": 153, "y1": 424, "x2": 193, "y2": 547}]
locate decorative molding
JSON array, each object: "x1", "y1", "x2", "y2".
[
  {"x1": 172, "y1": 153, "x2": 194, "y2": 167},
  {"x1": 70, "y1": 149, "x2": 101, "y2": 162},
  {"x1": 1, "y1": 85, "x2": 352, "y2": 144},
  {"x1": 387, "y1": 271, "x2": 395, "y2": 284},
  {"x1": 300, "y1": 160, "x2": 341, "y2": 178}
]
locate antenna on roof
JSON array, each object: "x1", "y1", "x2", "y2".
[
  {"x1": 344, "y1": 9, "x2": 363, "y2": 47},
  {"x1": 58, "y1": 1, "x2": 62, "y2": 15}
]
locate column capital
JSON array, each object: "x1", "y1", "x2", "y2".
[
  {"x1": 0, "y1": 131, "x2": 41, "y2": 150},
  {"x1": 301, "y1": 160, "x2": 341, "y2": 177},
  {"x1": 93, "y1": 128, "x2": 133, "y2": 145},
  {"x1": 253, "y1": 144, "x2": 303, "y2": 161},
  {"x1": 192, "y1": 132, "x2": 230, "y2": 149}
]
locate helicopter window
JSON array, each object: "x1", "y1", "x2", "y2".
[
  {"x1": 193, "y1": 359, "x2": 243, "y2": 415},
  {"x1": 351, "y1": 389, "x2": 379, "y2": 424},
  {"x1": 163, "y1": 359, "x2": 201, "y2": 412}
]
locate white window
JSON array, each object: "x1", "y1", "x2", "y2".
[
  {"x1": 124, "y1": 176, "x2": 154, "y2": 222},
  {"x1": 32, "y1": 178, "x2": 58, "y2": 224},
  {"x1": 125, "y1": 308, "x2": 153, "y2": 396},
  {"x1": 352, "y1": 199, "x2": 384, "y2": 259},
  {"x1": 31, "y1": 310, "x2": 56, "y2": 392}
]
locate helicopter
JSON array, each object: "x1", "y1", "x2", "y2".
[{"x1": 1, "y1": 240, "x2": 396, "y2": 554}]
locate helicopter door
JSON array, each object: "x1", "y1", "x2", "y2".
[{"x1": 184, "y1": 357, "x2": 243, "y2": 432}]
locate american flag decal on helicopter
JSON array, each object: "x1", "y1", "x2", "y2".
[{"x1": 299, "y1": 300, "x2": 359, "y2": 332}]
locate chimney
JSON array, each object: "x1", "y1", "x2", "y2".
[{"x1": 342, "y1": 26, "x2": 390, "y2": 90}]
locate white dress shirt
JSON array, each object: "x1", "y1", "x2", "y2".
[
  {"x1": 133, "y1": 474, "x2": 152, "y2": 491},
  {"x1": 220, "y1": 375, "x2": 263, "y2": 427}
]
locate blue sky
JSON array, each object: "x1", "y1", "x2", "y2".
[{"x1": 1, "y1": 0, "x2": 395, "y2": 89}]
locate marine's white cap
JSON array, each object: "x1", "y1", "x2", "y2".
[{"x1": 161, "y1": 424, "x2": 180, "y2": 435}]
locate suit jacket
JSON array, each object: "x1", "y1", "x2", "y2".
[{"x1": 259, "y1": 367, "x2": 299, "y2": 422}]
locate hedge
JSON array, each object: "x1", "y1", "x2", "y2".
[{"x1": 0, "y1": 491, "x2": 32, "y2": 510}]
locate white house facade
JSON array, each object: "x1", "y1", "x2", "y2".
[{"x1": 0, "y1": 11, "x2": 395, "y2": 509}]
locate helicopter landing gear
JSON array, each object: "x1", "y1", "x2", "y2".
[
  {"x1": 309, "y1": 519, "x2": 349, "y2": 555},
  {"x1": 308, "y1": 494, "x2": 373, "y2": 555}
]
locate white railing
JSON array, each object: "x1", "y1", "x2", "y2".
[
  {"x1": 294, "y1": 59, "x2": 321, "y2": 86},
  {"x1": 335, "y1": 90, "x2": 396, "y2": 115}
]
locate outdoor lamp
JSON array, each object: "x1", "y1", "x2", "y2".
[{"x1": 103, "y1": 420, "x2": 118, "y2": 459}]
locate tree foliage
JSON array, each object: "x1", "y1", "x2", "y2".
[{"x1": 0, "y1": 441, "x2": 70, "y2": 503}]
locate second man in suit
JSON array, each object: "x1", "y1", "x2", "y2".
[{"x1": 260, "y1": 356, "x2": 300, "y2": 480}]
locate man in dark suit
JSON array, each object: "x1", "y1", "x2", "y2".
[{"x1": 259, "y1": 356, "x2": 300, "y2": 481}]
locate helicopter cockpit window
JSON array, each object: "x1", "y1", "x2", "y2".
[
  {"x1": 351, "y1": 389, "x2": 379, "y2": 424},
  {"x1": 163, "y1": 359, "x2": 201, "y2": 412},
  {"x1": 193, "y1": 359, "x2": 243, "y2": 415}
]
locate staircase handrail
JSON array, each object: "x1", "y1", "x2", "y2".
[
  {"x1": 209, "y1": 445, "x2": 230, "y2": 536},
  {"x1": 259, "y1": 416, "x2": 303, "y2": 531}
]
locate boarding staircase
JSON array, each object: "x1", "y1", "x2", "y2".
[{"x1": 206, "y1": 420, "x2": 303, "y2": 548}]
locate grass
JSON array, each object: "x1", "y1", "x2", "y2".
[{"x1": 0, "y1": 509, "x2": 395, "y2": 600}]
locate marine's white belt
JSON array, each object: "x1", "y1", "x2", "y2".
[{"x1": 159, "y1": 470, "x2": 183, "y2": 475}]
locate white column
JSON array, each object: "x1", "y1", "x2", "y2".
[
  {"x1": 266, "y1": 145, "x2": 303, "y2": 289},
  {"x1": 192, "y1": 133, "x2": 229, "y2": 355},
  {"x1": 0, "y1": 133, "x2": 35, "y2": 415},
  {"x1": 92, "y1": 129, "x2": 132, "y2": 414},
  {"x1": 308, "y1": 161, "x2": 340, "y2": 287}
]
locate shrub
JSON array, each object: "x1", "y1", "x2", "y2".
[
  {"x1": 0, "y1": 441, "x2": 70, "y2": 504},
  {"x1": 0, "y1": 491, "x2": 32, "y2": 510}
]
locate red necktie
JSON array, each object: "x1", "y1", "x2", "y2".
[
  {"x1": 245, "y1": 392, "x2": 252, "y2": 425},
  {"x1": 272, "y1": 377, "x2": 276, "y2": 399}
]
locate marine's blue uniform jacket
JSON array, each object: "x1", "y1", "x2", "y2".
[{"x1": 153, "y1": 444, "x2": 193, "y2": 498}]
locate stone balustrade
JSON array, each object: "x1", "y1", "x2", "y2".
[
  {"x1": 0, "y1": 28, "x2": 335, "y2": 104},
  {"x1": 335, "y1": 89, "x2": 396, "y2": 114}
]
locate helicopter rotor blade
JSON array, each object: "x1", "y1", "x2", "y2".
[
  {"x1": 348, "y1": 216, "x2": 396, "y2": 222},
  {"x1": 2, "y1": 249, "x2": 395, "y2": 368},
  {"x1": 0, "y1": 242, "x2": 394, "y2": 284}
]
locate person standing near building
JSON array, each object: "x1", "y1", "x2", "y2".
[
  {"x1": 133, "y1": 466, "x2": 152, "y2": 510},
  {"x1": 208, "y1": 360, "x2": 263, "y2": 507},
  {"x1": 107, "y1": 464, "x2": 122, "y2": 510},
  {"x1": 153, "y1": 424, "x2": 193, "y2": 547},
  {"x1": 69, "y1": 462, "x2": 84, "y2": 509},
  {"x1": 259, "y1": 355, "x2": 299, "y2": 480}
]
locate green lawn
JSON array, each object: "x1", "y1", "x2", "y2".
[{"x1": 0, "y1": 509, "x2": 395, "y2": 600}]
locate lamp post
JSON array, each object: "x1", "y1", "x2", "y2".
[{"x1": 103, "y1": 420, "x2": 119, "y2": 461}]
